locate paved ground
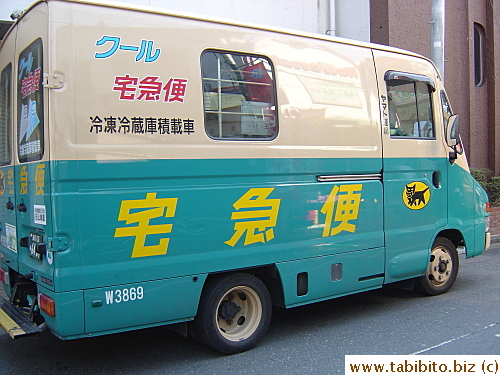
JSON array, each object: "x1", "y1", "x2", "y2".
[{"x1": 0, "y1": 237, "x2": 498, "y2": 374}]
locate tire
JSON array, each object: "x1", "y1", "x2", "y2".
[
  {"x1": 194, "y1": 273, "x2": 272, "y2": 354},
  {"x1": 415, "y1": 237, "x2": 459, "y2": 295}
]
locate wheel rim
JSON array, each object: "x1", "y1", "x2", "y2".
[
  {"x1": 427, "y1": 246, "x2": 453, "y2": 286},
  {"x1": 216, "y1": 286, "x2": 262, "y2": 342}
]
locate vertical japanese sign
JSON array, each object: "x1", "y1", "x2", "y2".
[{"x1": 18, "y1": 38, "x2": 44, "y2": 163}]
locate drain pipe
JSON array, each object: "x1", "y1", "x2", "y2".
[{"x1": 327, "y1": 0, "x2": 336, "y2": 36}]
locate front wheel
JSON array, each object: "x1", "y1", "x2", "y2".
[
  {"x1": 415, "y1": 237, "x2": 459, "y2": 295},
  {"x1": 194, "y1": 273, "x2": 272, "y2": 354}
]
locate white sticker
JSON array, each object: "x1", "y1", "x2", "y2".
[
  {"x1": 34, "y1": 205, "x2": 46, "y2": 225},
  {"x1": 46, "y1": 251, "x2": 53, "y2": 265},
  {"x1": 5, "y1": 223, "x2": 17, "y2": 253}
]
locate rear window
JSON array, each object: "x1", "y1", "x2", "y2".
[
  {"x1": 0, "y1": 63, "x2": 12, "y2": 166},
  {"x1": 17, "y1": 38, "x2": 44, "y2": 163},
  {"x1": 201, "y1": 51, "x2": 277, "y2": 140}
]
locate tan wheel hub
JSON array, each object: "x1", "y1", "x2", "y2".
[
  {"x1": 216, "y1": 286, "x2": 262, "y2": 342},
  {"x1": 427, "y1": 246, "x2": 453, "y2": 285}
]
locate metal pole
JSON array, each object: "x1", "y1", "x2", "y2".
[
  {"x1": 327, "y1": 0, "x2": 336, "y2": 36},
  {"x1": 431, "y1": 0, "x2": 445, "y2": 79}
]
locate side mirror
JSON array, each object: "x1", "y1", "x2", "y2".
[{"x1": 446, "y1": 114, "x2": 459, "y2": 147}]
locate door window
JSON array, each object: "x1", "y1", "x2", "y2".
[
  {"x1": 440, "y1": 90, "x2": 453, "y2": 125},
  {"x1": 441, "y1": 90, "x2": 463, "y2": 154},
  {"x1": 386, "y1": 78, "x2": 435, "y2": 139}
]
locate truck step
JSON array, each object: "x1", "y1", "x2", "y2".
[{"x1": 0, "y1": 297, "x2": 43, "y2": 338}]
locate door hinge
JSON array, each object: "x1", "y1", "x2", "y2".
[
  {"x1": 43, "y1": 73, "x2": 64, "y2": 89},
  {"x1": 47, "y1": 236, "x2": 69, "y2": 252}
]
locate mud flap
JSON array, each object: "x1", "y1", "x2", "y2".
[{"x1": 0, "y1": 297, "x2": 43, "y2": 338}]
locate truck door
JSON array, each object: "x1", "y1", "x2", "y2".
[
  {"x1": 14, "y1": 3, "x2": 54, "y2": 288},
  {"x1": 373, "y1": 50, "x2": 449, "y2": 283},
  {"x1": 0, "y1": 26, "x2": 18, "y2": 275}
]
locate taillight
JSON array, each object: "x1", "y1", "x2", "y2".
[
  {"x1": 486, "y1": 202, "x2": 491, "y2": 212},
  {"x1": 0, "y1": 269, "x2": 7, "y2": 284},
  {"x1": 38, "y1": 293, "x2": 55, "y2": 317}
]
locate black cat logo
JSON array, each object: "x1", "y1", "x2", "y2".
[{"x1": 403, "y1": 182, "x2": 431, "y2": 210}]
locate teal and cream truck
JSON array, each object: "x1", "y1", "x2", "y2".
[{"x1": 0, "y1": 0, "x2": 490, "y2": 354}]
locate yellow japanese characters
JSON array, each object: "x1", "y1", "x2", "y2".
[
  {"x1": 321, "y1": 184, "x2": 363, "y2": 237},
  {"x1": 20, "y1": 166, "x2": 28, "y2": 194},
  {"x1": 225, "y1": 188, "x2": 281, "y2": 247},
  {"x1": 0, "y1": 170, "x2": 4, "y2": 195},
  {"x1": 35, "y1": 164, "x2": 45, "y2": 195},
  {"x1": 114, "y1": 192, "x2": 178, "y2": 258},
  {"x1": 114, "y1": 185, "x2": 364, "y2": 258}
]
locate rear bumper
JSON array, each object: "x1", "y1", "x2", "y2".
[{"x1": 0, "y1": 297, "x2": 42, "y2": 338}]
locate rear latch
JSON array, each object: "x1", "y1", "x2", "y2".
[
  {"x1": 47, "y1": 236, "x2": 69, "y2": 252},
  {"x1": 43, "y1": 73, "x2": 64, "y2": 89}
]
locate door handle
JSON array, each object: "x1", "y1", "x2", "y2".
[
  {"x1": 6, "y1": 202, "x2": 14, "y2": 210},
  {"x1": 432, "y1": 170, "x2": 440, "y2": 188},
  {"x1": 17, "y1": 203, "x2": 27, "y2": 212}
]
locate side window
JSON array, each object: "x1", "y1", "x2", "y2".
[
  {"x1": 201, "y1": 51, "x2": 277, "y2": 140},
  {"x1": 386, "y1": 78, "x2": 435, "y2": 139},
  {"x1": 0, "y1": 64, "x2": 12, "y2": 166},
  {"x1": 17, "y1": 38, "x2": 44, "y2": 163}
]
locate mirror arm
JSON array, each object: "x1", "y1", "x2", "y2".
[{"x1": 449, "y1": 148, "x2": 458, "y2": 164}]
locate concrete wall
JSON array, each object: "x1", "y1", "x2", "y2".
[
  {"x1": 0, "y1": 0, "x2": 32, "y2": 20},
  {"x1": 334, "y1": 0, "x2": 371, "y2": 42}
]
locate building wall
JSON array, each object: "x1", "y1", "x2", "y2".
[
  {"x1": 0, "y1": 0, "x2": 30, "y2": 20},
  {"x1": 463, "y1": 1, "x2": 489, "y2": 170},
  {"x1": 486, "y1": 1, "x2": 500, "y2": 175},
  {"x1": 371, "y1": 0, "x2": 498, "y2": 172},
  {"x1": 370, "y1": 0, "x2": 431, "y2": 57},
  {"x1": 335, "y1": 0, "x2": 371, "y2": 42},
  {"x1": 443, "y1": 0, "x2": 471, "y2": 164}
]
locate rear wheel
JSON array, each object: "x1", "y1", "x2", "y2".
[
  {"x1": 194, "y1": 273, "x2": 271, "y2": 354},
  {"x1": 415, "y1": 237, "x2": 459, "y2": 295}
]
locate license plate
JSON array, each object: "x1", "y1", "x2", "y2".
[{"x1": 29, "y1": 232, "x2": 43, "y2": 260}]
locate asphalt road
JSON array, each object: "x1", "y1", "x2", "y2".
[{"x1": 1, "y1": 242, "x2": 499, "y2": 374}]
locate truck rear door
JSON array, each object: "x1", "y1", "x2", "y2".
[
  {"x1": 15, "y1": 2, "x2": 54, "y2": 290},
  {"x1": 0, "y1": 26, "x2": 17, "y2": 276}
]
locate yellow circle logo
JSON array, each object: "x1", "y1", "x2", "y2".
[{"x1": 402, "y1": 181, "x2": 430, "y2": 210}]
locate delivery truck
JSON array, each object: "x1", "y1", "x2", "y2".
[{"x1": 0, "y1": 0, "x2": 490, "y2": 354}]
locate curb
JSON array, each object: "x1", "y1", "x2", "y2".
[{"x1": 491, "y1": 234, "x2": 500, "y2": 244}]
